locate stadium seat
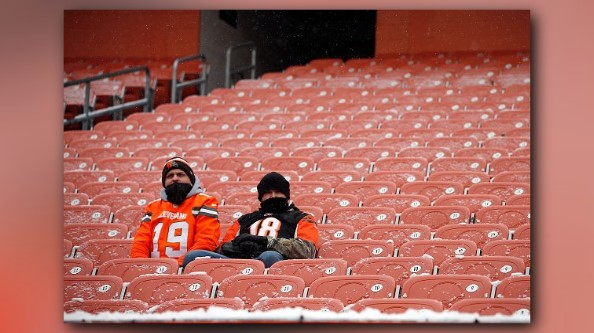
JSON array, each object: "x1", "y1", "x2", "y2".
[
  {"x1": 427, "y1": 137, "x2": 480, "y2": 153},
  {"x1": 124, "y1": 274, "x2": 214, "y2": 307},
  {"x1": 400, "y1": 274, "x2": 492, "y2": 309},
  {"x1": 428, "y1": 171, "x2": 490, "y2": 189},
  {"x1": 63, "y1": 193, "x2": 89, "y2": 206},
  {"x1": 317, "y1": 223, "x2": 355, "y2": 243},
  {"x1": 239, "y1": 170, "x2": 299, "y2": 183},
  {"x1": 296, "y1": 205, "x2": 325, "y2": 223},
  {"x1": 94, "y1": 157, "x2": 149, "y2": 175},
  {"x1": 468, "y1": 182, "x2": 530, "y2": 202},
  {"x1": 454, "y1": 148, "x2": 507, "y2": 163},
  {"x1": 292, "y1": 146, "x2": 344, "y2": 163},
  {"x1": 373, "y1": 157, "x2": 429, "y2": 174},
  {"x1": 151, "y1": 298, "x2": 245, "y2": 313},
  {"x1": 125, "y1": 112, "x2": 170, "y2": 125},
  {"x1": 488, "y1": 157, "x2": 530, "y2": 175},
  {"x1": 358, "y1": 224, "x2": 432, "y2": 248},
  {"x1": 301, "y1": 129, "x2": 348, "y2": 142},
  {"x1": 216, "y1": 274, "x2": 305, "y2": 309},
  {"x1": 64, "y1": 275, "x2": 124, "y2": 302},
  {"x1": 434, "y1": 194, "x2": 503, "y2": 215},
  {"x1": 223, "y1": 191, "x2": 259, "y2": 209},
  {"x1": 117, "y1": 170, "x2": 161, "y2": 185},
  {"x1": 217, "y1": 205, "x2": 251, "y2": 225},
  {"x1": 64, "y1": 239, "x2": 74, "y2": 258},
  {"x1": 434, "y1": 223, "x2": 509, "y2": 249},
  {"x1": 64, "y1": 299, "x2": 149, "y2": 314},
  {"x1": 482, "y1": 137, "x2": 530, "y2": 153},
  {"x1": 74, "y1": 239, "x2": 134, "y2": 266},
  {"x1": 194, "y1": 170, "x2": 238, "y2": 189},
  {"x1": 491, "y1": 170, "x2": 530, "y2": 183},
  {"x1": 400, "y1": 181, "x2": 465, "y2": 203},
  {"x1": 64, "y1": 257, "x2": 94, "y2": 276},
  {"x1": 260, "y1": 156, "x2": 316, "y2": 175},
  {"x1": 133, "y1": 147, "x2": 184, "y2": 163},
  {"x1": 317, "y1": 239, "x2": 394, "y2": 267},
  {"x1": 307, "y1": 274, "x2": 396, "y2": 306},
  {"x1": 349, "y1": 298, "x2": 444, "y2": 314},
  {"x1": 91, "y1": 192, "x2": 154, "y2": 212},
  {"x1": 112, "y1": 205, "x2": 145, "y2": 236},
  {"x1": 381, "y1": 118, "x2": 428, "y2": 131},
  {"x1": 482, "y1": 240, "x2": 531, "y2": 267},
  {"x1": 301, "y1": 170, "x2": 362, "y2": 188},
  {"x1": 237, "y1": 146, "x2": 290, "y2": 162},
  {"x1": 449, "y1": 298, "x2": 530, "y2": 316},
  {"x1": 97, "y1": 258, "x2": 180, "y2": 283},
  {"x1": 205, "y1": 181, "x2": 259, "y2": 199},
  {"x1": 316, "y1": 157, "x2": 372, "y2": 175},
  {"x1": 221, "y1": 137, "x2": 270, "y2": 152},
  {"x1": 441, "y1": 246, "x2": 525, "y2": 278},
  {"x1": 183, "y1": 258, "x2": 265, "y2": 283},
  {"x1": 373, "y1": 137, "x2": 426, "y2": 152},
  {"x1": 325, "y1": 207, "x2": 397, "y2": 231},
  {"x1": 475, "y1": 205, "x2": 530, "y2": 230},
  {"x1": 513, "y1": 224, "x2": 530, "y2": 240},
  {"x1": 172, "y1": 138, "x2": 222, "y2": 154},
  {"x1": 64, "y1": 223, "x2": 128, "y2": 246},
  {"x1": 205, "y1": 156, "x2": 259, "y2": 177},
  {"x1": 108, "y1": 130, "x2": 153, "y2": 143},
  {"x1": 291, "y1": 181, "x2": 334, "y2": 198},
  {"x1": 63, "y1": 157, "x2": 94, "y2": 171},
  {"x1": 363, "y1": 194, "x2": 431, "y2": 216},
  {"x1": 398, "y1": 239, "x2": 478, "y2": 266},
  {"x1": 77, "y1": 147, "x2": 130, "y2": 162},
  {"x1": 293, "y1": 193, "x2": 359, "y2": 215},
  {"x1": 253, "y1": 297, "x2": 344, "y2": 312},
  {"x1": 398, "y1": 147, "x2": 452, "y2": 162},
  {"x1": 325, "y1": 137, "x2": 373, "y2": 151},
  {"x1": 118, "y1": 138, "x2": 168, "y2": 152},
  {"x1": 271, "y1": 137, "x2": 321, "y2": 152},
  {"x1": 344, "y1": 146, "x2": 396, "y2": 162},
  {"x1": 78, "y1": 181, "x2": 140, "y2": 199},
  {"x1": 429, "y1": 157, "x2": 487, "y2": 174},
  {"x1": 64, "y1": 182, "x2": 76, "y2": 193},
  {"x1": 399, "y1": 205, "x2": 471, "y2": 230},
  {"x1": 494, "y1": 275, "x2": 531, "y2": 298},
  {"x1": 364, "y1": 170, "x2": 424, "y2": 187},
  {"x1": 63, "y1": 205, "x2": 111, "y2": 224},
  {"x1": 351, "y1": 256, "x2": 434, "y2": 286},
  {"x1": 268, "y1": 258, "x2": 348, "y2": 287},
  {"x1": 335, "y1": 181, "x2": 398, "y2": 202},
  {"x1": 68, "y1": 138, "x2": 117, "y2": 151}
]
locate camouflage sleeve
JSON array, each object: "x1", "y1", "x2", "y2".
[{"x1": 267, "y1": 237, "x2": 317, "y2": 259}]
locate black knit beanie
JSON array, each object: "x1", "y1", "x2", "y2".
[
  {"x1": 161, "y1": 157, "x2": 196, "y2": 186},
  {"x1": 257, "y1": 172, "x2": 290, "y2": 201}
]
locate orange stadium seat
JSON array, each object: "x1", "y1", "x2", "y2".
[
  {"x1": 398, "y1": 147, "x2": 453, "y2": 162},
  {"x1": 239, "y1": 170, "x2": 299, "y2": 182},
  {"x1": 374, "y1": 137, "x2": 426, "y2": 152},
  {"x1": 343, "y1": 146, "x2": 396, "y2": 162},
  {"x1": 301, "y1": 170, "x2": 362, "y2": 188},
  {"x1": 351, "y1": 256, "x2": 434, "y2": 287},
  {"x1": 296, "y1": 205, "x2": 325, "y2": 223},
  {"x1": 194, "y1": 170, "x2": 238, "y2": 188},
  {"x1": 482, "y1": 240, "x2": 531, "y2": 268},
  {"x1": 124, "y1": 274, "x2": 214, "y2": 307},
  {"x1": 363, "y1": 194, "x2": 431, "y2": 215},
  {"x1": 455, "y1": 148, "x2": 507, "y2": 163},
  {"x1": 64, "y1": 239, "x2": 74, "y2": 258},
  {"x1": 64, "y1": 130, "x2": 105, "y2": 145},
  {"x1": 237, "y1": 146, "x2": 290, "y2": 162},
  {"x1": 475, "y1": 205, "x2": 530, "y2": 230},
  {"x1": 63, "y1": 193, "x2": 90, "y2": 206},
  {"x1": 205, "y1": 181, "x2": 259, "y2": 199},
  {"x1": 78, "y1": 181, "x2": 140, "y2": 199},
  {"x1": 439, "y1": 256, "x2": 525, "y2": 282},
  {"x1": 373, "y1": 157, "x2": 428, "y2": 174},
  {"x1": 350, "y1": 298, "x2": 444, "y2": 314},
  {"x1": 74, "y1": 239, "x2": 134, "y2": 266},
  {"x1": 268, "y1": 258, "x2": 348, "y2": 287},
  {"x1": 64, "y1": 275, "x2": 124, "y2": 302},
  {"x1": 400, "y1": 181, "x2": 465, "y2": 203},
  {"x1": 307, "y1": 275, "x2": 396, "y2": 306},
  {"x1": 325, "y1": 137, "x2": 373, "y2": 151},
  {"x1": 183, "y1": 258, "x2": 266, "y2": 284},
  {"x1": 64, "y1": 182, "x2": 76, "y2": 193},
  {"x1": 140, "y1": 121, "x2": 187, "y2": 134},
  {"x1": 223, "y1": 191, "x2": 260, "y2": 209},
  {"x1": 216, "y1": 274, "x2": 305, "y2": 309},
  {"x1": 77, "y1": 147, "x2": 131, "y2": 161},
  {"x1": 119, "y1": 138, "x2": 168, "y2": 152},
  {"x1": 488, "y1": 157, "x2": 530, "y2": 175},
  {"x1": 434, "y1": 223, "x2": 509, "y2": 250},
  {"x1": 364, "y1": 170, "x2": 425, "y2": 186},
  {"x1": 513, "y1": 224, "x2": 530, "y2": 240},
  {"x1": 206, "y1": 156, "x2": 259, "y2": 177},
  {"x1": 427, "y1": 137, "x2": 480, "y2": 152},
  {"x1": 125, "y1": 112, "x2": 170, "y2": 125},
  {"x1": 151, "y1": 298, "x2": 245, "y2": 313},
  {"x1": 94, "y1": 157, "x2": 149, "y2": 175},
  {"x1": 317, "y1": 239, "x2": 394, "y2": 267},
  {"x1": 325, "y1": 207, "x2": 397, "y2": 231},
  {"x1": 434, "y1": 194, "x2": 503, "y2": 216},
  {"x1": 133, "y1": 147, "x2": 184, "y2": 162},
  {"x1": 335, "y1": 181, "x2": 398, "y2": 202},
  {"x1": 68, "y1": 138, "x2": 117, "y2": 151},
  {"x1": 271, "y1": 137, "x2": 322, "y2": 152},
  {"x1": 491, "y1": 170, "x2": 530, "y2": 183},
  {"x1": 494, "y1": 275, "x2": 531, "y2": 298},
  {"x1": 427, "y1": 171, "x2": 490, "y2": 189},
  {"x1": 400, "y1": 274, "x2": 492, "y2": 309},
  {"x1": 293, "y1": 193, "x2": 359, "y2": 215},
  {"x1": 64, "y1": 157, "x2": 94, "y2": 171},
  {"x1": 64, "y1": 257, "x2": 95, "y2": 276},
  {"x1": 291, "y1": 181, "x2": 333, "y2": 198},
  {"x1": 468, "y1": 182, "x2": 530, "y2": 202},
  {"x1": 398, "y1": 239, "x2": 478, "y2": 266},
  {"x1": 91, "y1": 192, "x2": 154, "y2": 212},
  {"x1": 112, "y1": 205, "x2": 145, "y2": 236},
  {"x1": 63, "y1": 205, "x2": 111, "y2": 224},
  {"x1": 221, "y1": 137, "x2": 270, "y2": 152},
  {"x1": 253, "y1": 297, "x2": 344, "y2": 313},
  {"x1": 317, "y1": 223, "x2": 355, "y2": 243},
  {"x1": 292, "y1": 146, "x2": 344, "y2": 163},
  {"x1": 117, "y1": 170, "x2": 161, "y2": 185},
  {"x1": 64, "y1": 299, "x2": 149, "y2": 314},
  {"x1": 429, "y1": 157, "x2": 487, "y2": 174},
  {"x1": 449, "y1": 298, "x2": 530, "y2": 316},
  {"x1": 108, "y1": 130, "x2": 153, "y2": 143},
  {"x1": 217, "y1": 205, "x2": 251, "y2": 225},
  {"x1": 97, "y1": 258, "x2": 180, "y2": 283},
  {"x1": 64, "y1": 223, "x2": 128, "y2": 246},
  {"x1": 260, "y1": 156, "x2": 316, "y2": 175},
  {"x1": 358, "y1": 224, "x2": 431, "y2": 248}
]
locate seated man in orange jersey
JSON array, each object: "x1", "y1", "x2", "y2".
[
  {"x1": 130, "y1": 157, "x2": 220, "y2": 265},
  {"x1": 182, "y1": 172, "x2": 319, "y2": 268}
]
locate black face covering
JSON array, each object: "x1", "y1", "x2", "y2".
[
  {"x1": 165, "y1": 182, "x2": 193, "y2": 205},
  {"x1": 260, "y1": 197, "x2": 289, "y2": 214}
]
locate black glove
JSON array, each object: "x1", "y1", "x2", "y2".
[
  {"x1": 232, "y1": 234, "x2": 268, "y2": 258},
  {"x1": 233, "y1": 233, "x2": 269, "y2": 247}
]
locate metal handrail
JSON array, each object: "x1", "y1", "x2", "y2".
[
  {"x1": 171, "y1": 54, "x2": 208, "y2": 103},
  {"x1": 63, "y1": 66, "x2": 152, "y2": 130},
  {"x1": 225, "y1": 41, "x2": 256, "y2": 88}
]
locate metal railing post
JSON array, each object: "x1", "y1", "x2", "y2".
[
  {"x1": 171, "y1": 54, "x2": 208, "y2": 103},
  {"x1": 225, "y1": 41, "x2": 257, "y2": 88}
]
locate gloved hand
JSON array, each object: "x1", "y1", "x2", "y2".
[{"x1": 232, "y1": 233, "x2": 268, "y2": 258}]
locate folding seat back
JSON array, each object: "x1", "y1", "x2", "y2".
[
  {"x1": 455, "y1": 148, "x2": 507, "y2": 163},
  {"x1": 513, "y1": 224, "x2": 530, "y2": 240},
  {"x1": 217, "y1": 205, "x2": 251, "y2": 225},
  {"x1": 124, "y1": 274, "x2": 213, "y2": 306},
  {"x1": 449, "y1": 298, "x2": 530, "y2": 316},
  {"x1": 91, "y1": 192, "x2": 154, "y2": 212},
  {"x1": 316, "y1": 157, "x2": 371, "y2": 175},
  {"x1": 350, "y1": 298, "x2": 444, "y2": 314},
  {"x1": 317, "y1": 223, "x2": 355, "y2": 243},
  {"x1": 64, "y1": 182, "x2": 76, "y2": 193},
  {"x1": 271, "y1": 137, "x2": 321, "y2": 152},
  {"x1": 428, "y1": 171, "x2": 490, "y2": 189},
  {"x1": 75, "y1": 239, "x2": 134, "y2": 266},
  {"x1": 117, "y1": 170, "x2": 161, "y2": 185},
  {"x1": 133, "y1": 147, "x2": 183, "y2": 162},
  {"x1": 268, "y1": 258, "x2": 348, "y2": 287},
  {"x1": 351, "y1": 256, "x2": 434, "y2": 286},
  {"x1": 363, "y1": 194, "x2": 431, "y2": 215},
  {"x1": 495, "y1": 275, "x2": 531, "y2": 298},
  {"x1": 325, "y1": 137, "x2": 373, "y2": 151},
  {"x1": 78, "y1": 181, "x2": 140, "y2": 199},
  {"x1": 482, "y1": 240, "x2": 531, "y2": 267},
  {"x1": 335, "y1": 181, "x2": 398, "y2": 202},
  {"x1": 98, "y1": 258, "x2": 180, "y2": 283},
  {"x1": 64, "y1": 223, "x2": 128, "y2": 246},
  {"x1": 237, "y1": 147, "x2": 290, "y2": 162},
  {"x1": 442, "y1": 246, "x2": 526, "y2": 278},
  {"x1": 63, "y1": 193, "x2": 89, "y2": 206},
  {"x1": 326, "y1": 207, "x2": 397, "y2": 231},
  {"x1": 260, "y1": 156, "x2": 315, "y2": 175},
  {"x1": 64, "y1": 275, "x2": 124, "y2": 302},
  {"x1": 221, "y1": 137, "x2": 271, "y2": 152},
  {"x1": 112, "y1": 205, "x2": 145, "y2": 236},
  {"x1": 358, "y1": 224, "x2": 431, "y2": 248},
  {"x1": 429, "y1": 157, "x2": 487, "y2": 173},
  {"x1": 64, "y1": 239, "x2": 73, "y2": 258},
  {"x1": 239, "y1": 170, "x2": 299, "y2": 183},
  {"x1": 109, "y1": 130, "x2": 153, "y2": 143},
  {"x1": 125, "y1": 112, "x2": 170, "y2": 125},
  {"x1": 94, "y1": 157, "x2": 149, "y2": 175},
  {"x1": 364, "y1": 170, "x2": 425, "y2": 188},
  {"x1": 68, "y1": 138, "x2": 116, "y2": 152},
  {"x1": 291, "y1": 181, "x2": 333, "y2": 198},
  {"x1": 399, "y1": 205, "x2": 471, "y2": 230},
  {"x1": 434, "y1": 194, "x2": 503, "y2": 215},
  {"x1": 64, "y1": 130, "x2": 105, "y2": 146},
  {"x1": 483, "y1": 137, "x2": 530, "y2": 154},
  {"x1": 398, "y1": 239, "x2": 478, "y2": 266},
  {"x1": 344, "y1": 146, "x2": 396, "y2": 162},
  {"x1": 400, "y1": 181, "x2": 465, "y2": 203},
  {"x1": 253, "y1": 297, "x2": 344, "y2": 312},
  {"x1": 468, "y1": 182, "x2": 530, "y2": 202},
  {"x1": 183, "y1": 258, "x2": 265, "y2": 283},
  {"x1": 64, "y1": 299, "x2": 149, "y2": 314},
  {"x1": 492, "y1": 171, "x2": 531, "y2": 183},
  {"x1": 216, "y1": 274, "x2": 305, "y2": 309},
  {"x1": 488, "y1": 157, "x2": 530, "y2": 175},
  {"x1": 307, "y1": 274, "x2": 396, "y2": 306},
  {"x1": 292, "y1": 146, "x2": 344, "y2": 163},
  {"x1": 64, "y1": 257, "x2": 94, "y2": 276},
  {"x1": 194, "y1": 170, "x2": 238, "y2": 189},
  {"x1": 373, "y1": 137, "x2": 426, "y2": 153},
  {"x1": 381, "y1": 118, "x2": 428, "y2": 131},
  {"x1": 293, "y1": 193, "x2": 359, "y2": 215},
  {"x1": 434, "y1": 223, "x2": 509, "y2": 249},
  {"x1": 475, "y1": 205, "x2": 531, "y2": 230},
  {"x1": 119, "y1": 138, "x2": 168, "y2": 152},
  {"x1": 398, "y1": 147, "x2": 452, "y2": 162},
  {"x1": 77, "y1": 147, "x2": 130, "y2": 162},
  {"x1": 223, "y1": 191, "x2": 259, "y2": 210},
  {"x1": 64, "y1": 205, "x2": 111, "y2": 224},
  {"x1": 301, "y1": 170, "x2": 362, "y2": 188},
  {"x1": 373, "y1": 157, "x2": 429, "y2": 173},
  {"x1": 64, "y1": 157, "x2": 94, "y2": 171},
  {"x1": 317, "y1": 239, "x2": 394, "y2": 267},
  {"x1": 205, "y1": 181, "x2": 258, "y2": 199},
  {"x1": 206, "y1": 156, "x2": 259, "y2": 177},
  {"x1": 300, "y1": 129, "x2": 348, "y2": 142},
  {"x1": 152, "y1": 298, "x2": 244, "y2": 313},
  {"x1": 400, "y1": 274, "x2": 492, "y2": 309},
  {"x1": 427, "y1": 137, "x2": 480, "y2": 152}
]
